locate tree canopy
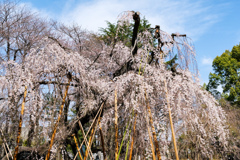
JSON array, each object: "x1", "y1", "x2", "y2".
[
  {"x1": 207, "y1": 44, "x2": 240, "y2": 105},
  {"x1": 0, "y1": 2, "x2": 232, "y2": 159}
]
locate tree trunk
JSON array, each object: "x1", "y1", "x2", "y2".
[{"x1": 64, "y1": 98, "x2": 70, "y2": 125}]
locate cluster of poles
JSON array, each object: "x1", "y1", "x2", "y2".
[
  {"x1": 6, "y1": 69, "x2": 179, "y2": 160},
  {"x1": 2, "y1": 50, "x2": 180, "y2": 160},
  {"x1": 1, "y1": 11, "x2": 183, "y2": 160}
]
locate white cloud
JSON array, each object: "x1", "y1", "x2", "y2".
[
  {"x1": 202, "y1": 57, "x2": 213, "y2": 65},
  {"x1": 59, "y1": 0, "x2": 224, "y2": 40},
  {"x1": 19, "y1": 2, "x2": 54, "y2": 20}
]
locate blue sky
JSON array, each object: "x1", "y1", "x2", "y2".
[{"x1": 18, "y1": 0, "x2": 240, "y2": 85}]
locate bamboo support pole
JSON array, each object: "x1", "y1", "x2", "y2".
[
  {"x1": 45, "y1": 74, "x2": 72, "y2": 160},
  {"x1": 117, "y1": 120, "x2": 129, "y2": 160},
  {"x1": 14, "y1": 86, "x2": 27, "y2": 160},
  {"x1": 115, "y1": 89, "x2": 118, "y2": 160},
  {"x1": 117, "y1": 111, "x2": 134, "y2": 160},
  {"x1": 144, "y1": 90, "x2": 161, "y2": 160},
  {"x1": 83, "y1": 121, "x2": 96, "y2": 160},
  {"x1": 98, "y1": 117, "x2": 106, "y2": 160},
  {"x1": 73, "y1": 134, "x2": 83, "y2": 160},
  {"x1": 145, "y1": 111, "x2": 156, "y2": 160},
  {"x1": 76, "y1": 132, "x2": 85, "y2": 157},
  {"x1": 159, "y1": 44, "x2": 179, "y2": 159},
  {"x1": 73, "y1": 103, "x2": 104, "y2": 160},
  {"x1": 1, "y1": 129, "x2": 13, "y2": 159},
  {"x1": 124, "y1": 111, "x2": 134, "y2": 160},
  {"x1": 84, "y1": 110, "x2": 102, "y2": 160},
  {"x1": 164, "y1": 79, "x2": 179, "y2": 160},
  {"x1": 78, "y1": 121, "x2": 94, "y2": 159},
  {"x1": 128, "y1": 113, "x2": 137, "y2": 160},
  {"x1": 127, "y1": 54, "x2": 150, "y2": 160},
  {"x1": 3, "y1": 143, "x2": 10, "y2": 160},
  {"x1": 124, "y1": 132, "x2": 131, "y2": 160}
]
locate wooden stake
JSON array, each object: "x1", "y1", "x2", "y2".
[
  {"x1": 144, "y1": 90, "x2": 161, "y2": 160},
  {"x1": 14, "y1": 86, "x2": 27, "y2": 160},
  {"x1": 73, "y1": 134, "x2": 83, "y2": 160},
  {"x1": 45, "y1": 74, "x2": 72, "y2": 160},
  {"x1": 164, "y1": 79, "x2": 179, "y2": 160},
  {"x1": 115, "y1": 89, "x2": 118, "y2": 160}
]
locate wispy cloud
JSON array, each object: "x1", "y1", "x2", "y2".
[
  {"x1": 202, "y1": 57, "x2": 213, "y2": 65},
  {"x1": 59, "y1": 0, "x2": 224, "y2": 40},
  {"x1": 19, "y1": 2, "x2": 55, "y2": 20}
]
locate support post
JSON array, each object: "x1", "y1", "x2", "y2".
[
  {"x1": 45, "y1": 73, "x2": 72, "y2": 160},
  {"x1": 14, "y1": 86, "x2": 27, "y2": 160}
]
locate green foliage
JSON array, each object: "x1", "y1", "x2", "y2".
[
  {"x1": 178, "y1": 133, "x2": 187, "y2": 143},
  {"x1": 207, "y1": 44, "x2": 240, "y2": 104},
  {"x1": 201, "y1": 83, "x2": 207, "y2": 90},
  {"x1": 23, "y1": 139, "x2": 28, "y2": 146},
  {"x1": 99, "y1": 17, "x2": 151, "y2": 46},
  {"x1": 77, "y1": 129, "x2": 84, "y2": 142},
  {"x1": 165, "y1": 54, "x2": 178, "y2": 69}
]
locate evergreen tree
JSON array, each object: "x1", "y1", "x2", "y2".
[
  {"x1": 207, "y1": 44, "x2": 240, "y2": 105},
  {"x1": 99, "y1": 17, "x2": 151, "y2": 46}
]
